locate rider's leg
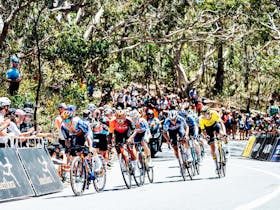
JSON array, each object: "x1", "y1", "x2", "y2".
[
  {"x1": 141, "y1": 140, "x2": 153, "y2": 167},
  {"x1": 179, "y1": 128, "x2": 192, "y2": 162},
  {"x1": 169, "y1": 130, "x2": 179, "y2": 158}
]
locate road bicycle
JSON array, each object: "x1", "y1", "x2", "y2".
[
  {"x1": 212, "y1": 135, "x2": 227, "y2": 178},
  {"x1": 135, "y1": 142, "x2": 154, "y2": 184},
  {"x1": 117, "y1": 142, "x2": 143, "y2": 188},
  {"x1": 70, "y1": 146, "x2": 107, "y2": 196},
  {"x1": 189, "y1": 136, "x2": 200, "y2": 176},
  {"x1": 177, "y1": 137, "x2": 194, "y2": 181}
]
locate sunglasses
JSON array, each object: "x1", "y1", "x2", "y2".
[
  {"x1": 63, "y1": 119, "x2": 71, "y2": 123},
  {"x1": 25, "y1": 115, "x2": 32, "y2": 118}
]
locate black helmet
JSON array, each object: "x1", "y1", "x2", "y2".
[{"x1": 24, "y1": 102, "x2": 34, "y2": 109}]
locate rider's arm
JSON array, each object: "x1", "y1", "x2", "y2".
[
  {"x1": 219, "y1": 119, "x2": 227, "y2": 136},
  {"x1": 199, "y1": 117, "x2": 207, "y2": 137},
  {"x1": 162, "y1": 118, "x2": 171, "y2": 142}
]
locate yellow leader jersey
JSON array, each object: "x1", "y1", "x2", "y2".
[{"x1": 199, "y1": 110, "x2": 221, "y2": 130}]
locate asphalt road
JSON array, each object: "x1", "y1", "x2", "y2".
[{"x1": 1, "y1": 141, "x2": 279, "y2": 210}]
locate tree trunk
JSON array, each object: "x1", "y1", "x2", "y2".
[
  {"x1": 213, "y1": 41, "x2": 224, "y2": 95},
  {"x1": 244, "y1": 44, "x2": 250, "y2": 92},
  {"x1": 256, "y1": 72, "x2": 261, "y2": 109}
]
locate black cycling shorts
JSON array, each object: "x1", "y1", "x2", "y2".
[
  {"x1": 168, "y1": 127, "x2": 185, "y2": 147},
  {"x1": 204, "y1": 122, "x2": 221, "y2": 145},
  {"x1": 114, "y1": 130, "x2": 129, "y2": 146},
  {"x1": 94, "y1": 133, "x2": 108, "y2": 151}
]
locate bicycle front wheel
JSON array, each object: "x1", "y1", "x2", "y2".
[
  {"x1": 118, "y1": 153, "x2": 131, "y2": 189},
  {"x1": 132, "y1": 157, "x2": 144, "y2": 187},
  {"x1": 178, "y1": 145, "x2": 187, "y2": 181},
  {"x1": 70, "y1": 156, "x2": 87, "y2": 196},
  {"x1": 146, "y1": 165, "x2": 154, "y2": 183},
  {"x1": 138, "y1": 153, "x2": 145, "y2": 185},
  {"x1": 220, "y1": 148, "x2": 226, "y2": 177},
  {"x1": 93, "y1": 155, "x2": 107, "y2": 192}
]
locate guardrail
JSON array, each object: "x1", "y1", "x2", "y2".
[
  {"x1": 0, "y1": 136, "x2": 63, "y2": 201},
  {"x1": 0, "y1": 136, "x2": 45, "y2": 148},
  {"x1": 242, "y1": 134, "x2": 280, "y2": 162}
]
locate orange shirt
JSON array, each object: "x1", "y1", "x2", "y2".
[{"x1": 109, "y1": 118, "x2": 131, "y2": 134}]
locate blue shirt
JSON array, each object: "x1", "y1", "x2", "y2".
[
  {"x1": 6, "y1": 68, "x2": 20, "y2": 80},
  {"x1": 163, "y1": 116, "x2": 187, "y2": 131}
]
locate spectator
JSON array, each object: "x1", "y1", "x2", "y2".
[
  {"x1": 5, "y1": 56, "x2": 22, "y2": 96},
  {"x1": 267, "y1": 99, "x2": 279, "y2": 118}
]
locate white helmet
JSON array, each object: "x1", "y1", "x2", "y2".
[
  {"x1": 87, "y1": 103, "x2": 96, "y2": 111},
  {"x1": 130, "y1": 109, "x2": 140, "y2": 119},
  {"x1": 0, "y1": 97, "x2": 11, "y2": 108},
  {"x1": 168, "y1": 110, "x2": 178, "y2": 120}
]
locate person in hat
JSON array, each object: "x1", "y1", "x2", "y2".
[{"x1": 5, "y1": 56, "x2": 22, "y2": 96}]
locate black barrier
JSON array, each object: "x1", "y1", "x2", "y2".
[
  {"x1": 18, "y1": 148, "x2": 63, "y2": 196},
  {"x1": 270, "y1": 137, "x2": 280, "y2": 162},
  {"x1": 250, "y1": 134, "x2": 267, "y2": 159},
  {"x1": 0, "y1": 148, "x2": 34, "y2": 201},
  {"x1": 258, "y1": 134, "x2": 278, "y2": 161}
]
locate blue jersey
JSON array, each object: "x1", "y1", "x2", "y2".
[
  {"x1": 135, "y1": 118, "x2": 149, "y2": 133},
  {"x1": 163, "y1": 116, "x2": 187, "y2": 132},
  {"x1": 61, "y1": 117, "x2": 93, "y2": 140},
  {"x1": 185, "y1": 115, "x2": 197, "y2": 129},
  {"x1": 6, "y1": 68, "x2": 20, "y2": 80}
]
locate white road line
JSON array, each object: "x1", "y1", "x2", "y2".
[{"x1": 233, "y1": 164, "x2": 280, "y2": 210}]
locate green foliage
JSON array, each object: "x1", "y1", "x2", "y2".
[{"x1": 0, "y1": 0, "x2": 279, "y2": 132}]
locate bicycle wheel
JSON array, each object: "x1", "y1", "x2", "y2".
[
  {"x1": 146, "y1": 165, "x2": 154, "y2": 183},
  {"x1": 220, "y1": 148, "x2": 226, "y2": 177},
  {"x1": 93, "y1": 155, "x2": 107, "y2": 192},
  {"x1": 118, "y1": 153, "x2": 131, "y2": 189},
  {"x1": 195, "y1": 160, "x2": 200, "y2": 175},
  {"x1": 138, "y1": 153, "x2": 145, "y2": 185},
  {"x1": 200, "y1": 143, "x2": 205, "y2": 161},
  {"x1": 215, "y1": 158, "x2": 221, "y2": 178},
  {"x1": 178, "y1": 145, "x2": 187, "y2": 181},
  {"x1": 70, "y1": 156, "x2": 87, "y2": 196},
  {"x1": 132, "y1": 157, "x2": 143, "y2": 187},
  {"x1": 185, "y1": 160, "x2": 194, "y2": 180},
  {"x1": 190, "y1": 148, "x2": 197, "y2": 176}
]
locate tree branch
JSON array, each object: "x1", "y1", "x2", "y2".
[{"x1": 0, "y1": 0, "x2": 37, "y2": 46}]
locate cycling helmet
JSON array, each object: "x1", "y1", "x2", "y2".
[
  {"x1": 61, "y1": 111, "x2": 74, "y2": 120},
  {"x1": 87, "y1": 103, "x2": 96, "y2": 111},
  {"x1": 104, "y1": 108, "x2": 113, "y2": 116},
  {"x1": 201, "y1": 106, "x2": 209, "y2": 113},
  {"x1": 178, "y1": 110, "x2": 187, "y2": 118},
  {"x1": 130, "y1": 109, "x2": 140, "y2": 119},
  {"x1": 67, "y1": 105, "x2": 76, "y2": 112},
  {"x1": 0, "y1": 97, "x2": 11, "y2": 108},
  {"x1": 57, "y1": 103, "x2": 67, "y2": 109},
  {"x1": 169, "y1": 110, "x2": 178, "y2": 120},
  {"x1": 115, "y1": 109, "x2": 125, "y2": 119}
]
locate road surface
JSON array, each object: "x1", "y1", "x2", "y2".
[{"x1": 1, "y1": 141, "x2": 279, "y2": 210}]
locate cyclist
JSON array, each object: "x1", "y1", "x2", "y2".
[
  {"x1": 60, "y1": 110, "x2": 102, "y2": 172},
  {"x1": 199, "y1": 106, "x2": 229, "y2": 172},
  {"x1": 109, "y1": 109, "x2": 136, "y2": 170},
  {"x1": 91, "y1": 109, "x2": 109, "y2": 164},
  {"x1": 146, "y1": 109, "x2": 162, "y2": 152},
  {"x1": 179, "y1": 109, "x2": 202, "y2": 163},
  {"x1": 162, "y1": 110, "x2": 192, "y2": 163},
  {"x1": 129, "y1": 109, "x2": 153, "y2": 167}
]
